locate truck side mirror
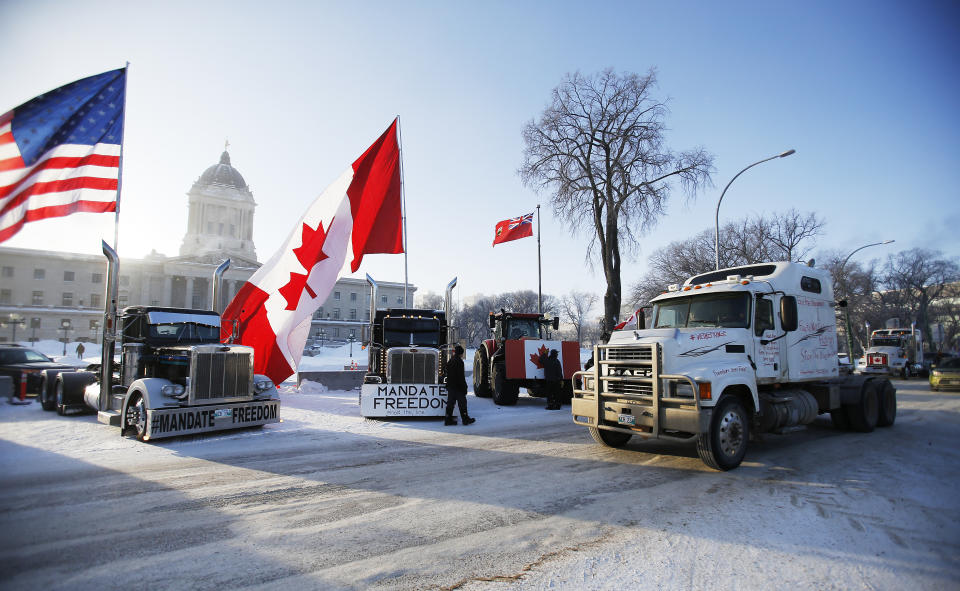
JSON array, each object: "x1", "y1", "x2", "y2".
[
  {"x1": 638, "y1": 309, "x2": 646, "y2": 330},
  {"x1": 552, "y1": 317, "x2": 560, "y2": 331},
  {"x1": 489, "y1": 315, "x2": 496, "y2": 329},
  {"x1": 780, "y1": 296, "x2": 798, "y2": 332}
]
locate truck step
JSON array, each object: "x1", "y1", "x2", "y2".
[{"x1": 97, "y1": 410, "x2": 121, "y2": 426}]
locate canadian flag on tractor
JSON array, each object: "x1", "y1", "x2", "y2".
[{"x1": 221, "y1": 120, "x2": 403, "y2": 384}]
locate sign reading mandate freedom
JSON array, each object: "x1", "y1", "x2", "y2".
[{"x1": 360, "y1": 383, "x2": 448, "y2": 417}]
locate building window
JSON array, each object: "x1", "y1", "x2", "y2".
[
  {"x1": 64, "y1": 270, "x2": 75, "y2": 282},
  {"x1": 62, "y1": 292, "x2": 73, "y2": 306},
  {"x1": 396, "y1": 296, "x2": 403, "y2": 305},
  {"x1": 334, "y1": 291, "x2": 341, "y2": 301},
  {"x1": 350, "y1": 308, "x2": 357, "y2": 320},
  {"x1": 349, "y1": 329, "x2": 356, "y2": 339},
  {"x1": 92, "y1": 273, "x2": 103, "y2": 284},
  {"x1": 333, "y1": 309, "x2": 340, "y2": 320},
  {"x1": 315, "y1": 306, "x2": 324, "y2": 318},
  {"x1": 119, "y1": 293, "x2": 128, "y2": 307},
  {"x1": 31, "y1": 318, "x2": 41, "y2": 329},
  {"x1": 350, "y1": 292, "x2": 357, "y2": 302},
  {"x1": 332, "y1": 328, "x2": 340, "y2": 337},
  {"x1": 34, "y1": 268, "x2": 45, "y2": 280},
  {"x1": 32, "y1": 291, "x2": 43, "y2": 305},
  {"x1": 2, "y1": 266, "x2": 14, "y2": 278},
  {"x1": 0, "y1": 289, "x2": 10, "y2": 304},
  {"x1": 381, "y1": 295, "x2": 387, "y2": 304},
  {"x1": 119, "y1": 275, "x2": 130, "y2": 286},
  {"x1": 90, "y1": 294, "x2": 102, "y2": 308},
  {"x1": 365, "y1": 310, "x2": 370, "y2": 320}
]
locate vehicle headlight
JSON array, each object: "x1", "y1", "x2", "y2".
[
  {"x1": 161, "y1": 384, "x2": 185, "y2": 396},
  {"x1": 932, "y1": 370, "x2": 941, "y2": 377},
  {"x1": 254, "y1": 378, "x2": 274, "y2": 393},
  {"x1": 672, "y1": 382, "x2": 695, "y2": 397}
]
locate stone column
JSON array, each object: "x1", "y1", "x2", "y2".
[
  {"x1": 163, "y1": 276, "x2": 173, "y2": 307},
  {"x1": 185, "y1": 276, "x2": 195, "y2": 310}
]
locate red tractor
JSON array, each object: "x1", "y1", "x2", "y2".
[{"x1": 473, "y1": 310, "x2": 581, "y2": 405}]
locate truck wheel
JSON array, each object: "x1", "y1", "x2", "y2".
[
  {"x1": 876, "y1": 380, "x2": 896, "y2": 427},
  {"x1": 491, "y1": 363, "x2": 518, "y2": 406},
  {"x1": 697, "y1": 396, "x2": 749, "y2": 471},
  {"x1": 589, "y1": 426, "x2": 632, "y2": 448},
  {"x1": 40, "y1": 372, "x2": 57, "y2": 411},
  {"x1": 473, "y1": 348, "x2": 491, "y2": 398},
  {"x1": 830, "y1": 406, "x2": 851, "y2": 431},
  {"x1": 55, "y1": 379, "x2": 67, "y2": 416},
  {"x1": 845, "y1": 380, "x2": 879, "y2": 433},
  {"x1": 125, "y1": 393, "x2": 148, "y2": 441}
]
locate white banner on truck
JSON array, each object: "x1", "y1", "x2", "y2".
[{"x1": 360, "y1": 383, "x2": 447, "y2": 417}]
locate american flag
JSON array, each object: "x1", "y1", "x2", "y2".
[
  {"x1": 492, "y1": 211, "x2": 534, "y2": 246},
  {"x1": 0, "y1": 68, "x2": 125, "y2": 243}
]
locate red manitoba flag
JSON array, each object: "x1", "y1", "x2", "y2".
[{"x1": 492, "y1": 211, "x2": 533, "y2": 246}]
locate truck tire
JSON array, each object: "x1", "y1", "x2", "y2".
[
  {"x1": 473, "y1": 348, "x2": 491, "y2": 398},
  {"x1": 125, "y1": 392, "x2": 148, "y2": 441},
  {"x1": 55, "y1": 378, "x2": 67, "y2": 416},
  {"x1": 589, "y1": 426, "x2": 632, "y2": 448},
  {"x1": 845, "y1": 380, "x2": 879, "y2": 433},
  {"x1": 830, "y1": 406, "x2": 851, "y2": 431},
  {"x1": 491, "y1": 363, "x2": 518, "y2": 406},
  {"x1": 40, "y1": 371, "x2": 58, "y2": 411},
  {"x1": 697, "y1": 396, "x2": 749, "y2": 471},
  {"x1": 876, "y1": 380, "x2": 896, "y2": 427}
]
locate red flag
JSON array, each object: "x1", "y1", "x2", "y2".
[
  {"x1": 221, "y1": 120, "x2": 404, "y2": 384},
  {"x1": 492, "y1": 212, "x2": 533, "y2": 246},
  {"x1": 615, "y1": 309, "x2": 642, "y2": 330}
]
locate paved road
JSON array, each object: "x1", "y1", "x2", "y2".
[{"x1": 1, "y1": 379, "x2": 958, "y2": 590}]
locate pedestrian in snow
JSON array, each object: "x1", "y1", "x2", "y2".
[
  {"x1": 444, "y1": 344, "x2": 475, "y2": 426},
  {"x1": 543, "y1": 349, "x2": 563, "y2": 410},
  {"x1": 75, "y1": 342, "x2": 85, "y2": 359}
]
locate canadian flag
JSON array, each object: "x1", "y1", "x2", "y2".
[
  {"x1": 221, "y1": 119, "x2": 403, "y2": 384},
  {"x1": 614, "y1": 309, "x2": 642, "y2": 330}
]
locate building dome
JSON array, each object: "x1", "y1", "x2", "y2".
[{"x1": 197, "y1": 150, "x2": 248, "y2": 191}]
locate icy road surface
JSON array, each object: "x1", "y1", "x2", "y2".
[{"x1": 1, "y1": 379, "x2": 958, "y2": 590}]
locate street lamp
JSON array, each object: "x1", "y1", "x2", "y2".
[
  {"x1": 6, "y1": 313, "x2": 24, "y2": 343},
  {"x1": 92, "y1": 320, "x2": 101, "y2": 343},
  {"x1": 60, "y1": 319, "x2": 72, "y2": 356},
  {"x1": 839, "y1": 240, "x2": 895, "y2": 360},
  {"x1": 318, "y1": 328, "x2": 326, "y2": 349},
  {"x1": 714, "y1": 149, "x2": 796, "y2": 270},
  {"x1": 348, "y1": 334, "x2": 356, "y2": 357}
]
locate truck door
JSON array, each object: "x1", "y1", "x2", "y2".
[{"x1": 754, "y1": 295, "x2": 780, "y2": 380}]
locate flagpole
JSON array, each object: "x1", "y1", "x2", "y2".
[
  {"x1": 113, "y1": 62, "x2": 130, "y2": 253},
  {"x1": 397, "y1": 116, "x2": 409, "y2": 306},
  {"x1": 536, "y1": 204, "x2": 542, "y2": 314}
]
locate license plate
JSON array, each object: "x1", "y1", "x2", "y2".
[
  {"x1": 618, "y1": 414, "x2": 636, "y2": 426},
  {"x1": 214, "y1": 408, "x2": 233, "y2": 419}
]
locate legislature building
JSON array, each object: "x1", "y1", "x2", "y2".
[{"x1": 0, "y1": 149, "x2": 413, "y2": 344}]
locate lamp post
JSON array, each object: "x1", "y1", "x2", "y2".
[
  {"x1": 318, "y1": 328, "x2": 326, "y2": 349},
  {"x1": 92, "y1": 320, "x2": 101, "y2": 343},
  {"x1": 839, "y1": 240, "x2": 895, "y2": 360},
  {"x1": 6, "y1": 313, "x2": 24, "y2": 343},
  {"x1": 60, "y1": 319, "x2": 72, "y2": 356},
  {"x1": 714, "y1": 149, "x2": 796, "y2": 270},
  {"x1": 348, "y1": 334, "x2": 356, "y2": 357}
]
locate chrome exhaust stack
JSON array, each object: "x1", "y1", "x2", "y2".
[
  {"x1": 212, "y1": 259, "x2": 231, "y2": 314},
  {"x1": 100, "y1": 240, "x2": 120, "y2": 412},
  {"x1": 445, "y1": 277, "x2": 457, "y2": 345}
]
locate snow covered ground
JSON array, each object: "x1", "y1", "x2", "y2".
[{"x1": 0, "y1": 345, "x2": 958, "y2": 590}]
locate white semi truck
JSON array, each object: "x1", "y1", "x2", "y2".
[
  {"x1": 572, "y1": 261, "x2": 896, "y2": 470},
  {"x1": 862, "y1": 327, "x2": 923, "y2": 378}
]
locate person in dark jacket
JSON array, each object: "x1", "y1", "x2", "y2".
[
  {"x1": 543, "y1": 349, "x2": 563, "y2": 410},
  {"x1": 444, "y1": 344, "x2": 475, "y2": 426}
]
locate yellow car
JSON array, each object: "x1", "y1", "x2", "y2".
[{"x1": 929, "y1": 357, "x2": 960, "y2": 391}]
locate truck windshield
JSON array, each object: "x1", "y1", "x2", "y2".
[
  {"x1": 505, "y1": 318, "x2": 542, "y2": 340},
  {"x1": 654, "y1": 293, "x2": 751, "y2": 329},
  {"x1": 871, "y1": 337, "x2": 902, "y2": 347},
  {"x1": 383, "y1": 317, "x2": 441, "y2": 347},
  {"x1": 146, "y1": 312, "x2": 222, "y2": 343}
]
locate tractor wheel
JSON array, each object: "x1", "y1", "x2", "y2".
[
  {"x1": 473, "y1": 347, "x2": 491, "y2": 398},
  {"x1": 40, "y1": 372, "x2": 57, "y2": 411},
  {"x1": 876, "y1": 380, "x2": 897, "y2": 427},
  {"x1": 589, "y1": 426, "x2": 632, "y2": 447},
  {"x1": 845, "y1": 380, "x2": 879, "y2": 433},
  {"x1": 491, "y1": 363, "x2": 518, "y2": 406},
  {"x1": 55, "y1": 378, "x2": 67, "y2": 416}
]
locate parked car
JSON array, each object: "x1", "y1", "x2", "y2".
[
  {"x1": 0, "y1": 345, "x2": 75, "y2": 400},
  {"x1": 929, "y1": 356, "x2": 960, "y2": 391}
]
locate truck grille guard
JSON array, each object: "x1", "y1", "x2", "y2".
[
  {"x1": 572, "y1": 343, "x2": 702, "y2": 441},
  {"x1": 188, "y1": 348, "x2": 254, "y2": 404},
  {"x1": 387, "y1": 347, "x2": 439, "y2": 384}
]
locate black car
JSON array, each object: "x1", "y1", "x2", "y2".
[{"x1": 0, "y1": 345, "x2": 75, "y2": 401}]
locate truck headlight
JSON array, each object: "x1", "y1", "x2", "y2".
[
  {"x1": 254, "y1": 378, "x2": 274, "y2": 393},
  {"x1": 673, "y1": 382, "x2": 695, "y2": 397},
  {"x1": 932, "y1": 370, "x2": 941, "y2": 377},
  {"x1": 161, "y1": 384, "x2": 185, "y2": 396}
]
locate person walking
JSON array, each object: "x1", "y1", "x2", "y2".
[
  {"x1": 75, "y1": 342, "x2": 85, "y2": 359},
  {"x1": 444, "y1": 344, "x2": 475, "y2": 426},
  {"x1": 543, "y1": 348, "x2": 563, "y2": 410}
]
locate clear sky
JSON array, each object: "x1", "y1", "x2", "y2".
[{"x1": 2, "y1": 0, "x2": 958, "y2": 307}]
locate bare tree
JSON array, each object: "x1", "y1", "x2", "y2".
[
  {"x1": 628, "y1": 210, "x2": 825, "y2": 307},
  {"x1": 559, "y1": 290, "x2": 599, "y2": 343},
  {"x1": 520, "y1": 68, "x2": 714, "y2": 333},
  {"x1": 415, "y1": 292, "x2": 444, "y2": 309},
  {"x1": 883, "y1": 249, "x2": 960, "y2": 344}
]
